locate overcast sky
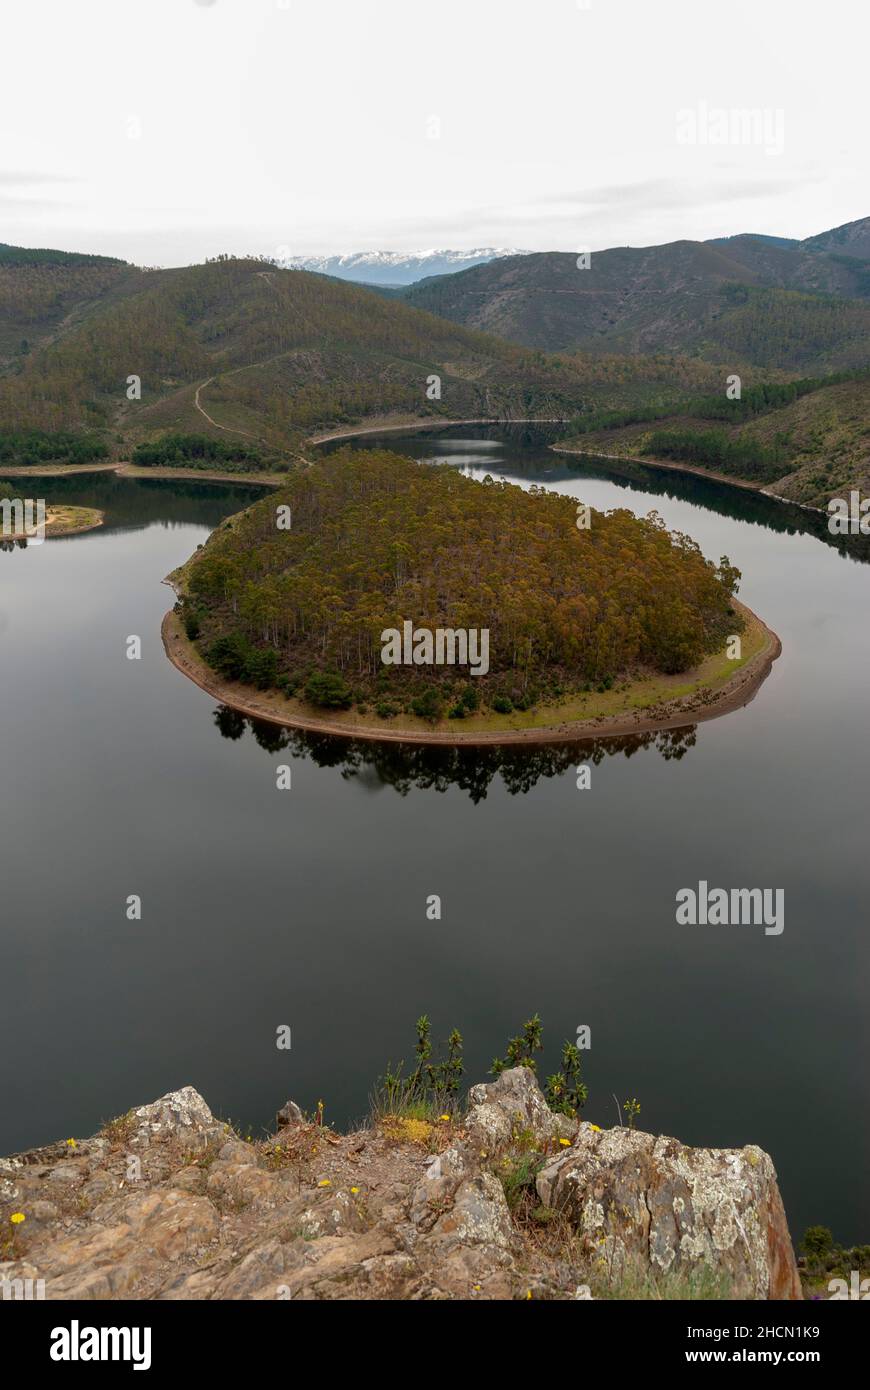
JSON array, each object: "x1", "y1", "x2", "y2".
[{"x1": 3, "y1": 0, "x2": 867, "y2": 266}]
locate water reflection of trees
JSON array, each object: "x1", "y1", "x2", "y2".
[
  {"x1": 0, "y1": 473, "x2": 265, "y2": 551},
  {"x1": 211, "y1": 704, "x2": 697, "y2": 801}
]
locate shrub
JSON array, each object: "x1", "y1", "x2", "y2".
[
  {"x1": 545, "y1": 1042, "x2": 588, "y2": 1118},
  {"x1": 411, "y1": 688, "x2": 443, "y2": 722},
  {"x1": 371, "y1": 1017, "x2": 464, "y2": 1124},
  {"x1": 492, "y1": 694, "x2": 513, "y2": 714},
  {"x1": 304, "y1": 670, "x2": 353, "y2": 708},
  {"x1": 801, "y1": 1226, "x2": 835, "y2": 1262},
  {"x1": 244, "y1": 647, "x2": 278, "y2": 689},
  {"x1": 207, "y1": 632, "x2": 251, "y2": 680}
]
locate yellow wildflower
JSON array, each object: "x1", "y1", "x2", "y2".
[
  {"x1": 317, "y1": 1179, "x2": 331, "y2": 1188},
  {"x1": 10, "y1": 1213, "x2": 25, "y2": 1225},
  {"x1": 559, "y1": 1137, "x2": 571, "y2": 1147},
  {"x1": 65, "y1": 1138, "x2": 76, "y2": 1149},
  {"x1": 350, "y1": 1186, "x2": 360, "y2": 1195}
]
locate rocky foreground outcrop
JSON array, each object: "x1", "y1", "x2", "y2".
[{"x1": 0, "y1": 1070, "x2": 801, "y2": 1300}]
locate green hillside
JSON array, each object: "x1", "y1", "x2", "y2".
[
  {"x1": 1, "y1": 229, "x2": 866, "y2": 493},
  {"x1": 403, "y1": 224, "x2": 870, "y2": 371},
  {"x1": 0, "y1": 255, "x2": 626, "y2": 458},
  {"x1": 0, "y1": 250, "x2": 773, "y2": 469},
  {"x1": 0, "y1": 242, "x2": 136, "y2": 363},
  {"x1": 559, "y1": 372, "x2": 870, "y2": 510}
]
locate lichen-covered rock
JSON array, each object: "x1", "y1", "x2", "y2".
[
  {"x1": 465, "y1": 1066, "x2": 570, "y2": 1152},
  {"x1": 536, "y1": 1122, "x2": 802, "y2": 1300},
  {"x1": 0, "y1": 1075, "x2": 801, "y2": 1301},
  {"x1": 411, "y1": 1143, "x2": 512, "y2": 1254},
  {"x1": 132, "y1": 1086, "x2": 225, "y2": 1150}
]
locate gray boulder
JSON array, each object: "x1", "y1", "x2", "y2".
[{"x1": 536, "y1": 1122, "x2": 802, "y2": 1300}]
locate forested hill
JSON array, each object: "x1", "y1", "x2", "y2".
[
  {"x1": 0, "y1": 253, "x2": 603, "y2": 451},
  {"x1": 402, "y1": 219, "x2": 870, "y2": 370},
  {"x1": 181, "y1": 447, "x2": 742, "y2": 721},
  {"x1": 560, "y1": 372, "x2": 870, "y2": 512},
  {"x1": 2, "y1": 229, "x2": 867, "y2": 482},
  {"x1": 0, "y1": 242, "x2": 137, "y2": 362}
]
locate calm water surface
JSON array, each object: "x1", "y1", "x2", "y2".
[{"x1": 2, "y1": 438, "x2": 868, "y2": 1243}]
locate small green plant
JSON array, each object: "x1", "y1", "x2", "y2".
[
  {"x1": 371, "y1": 1016, "x2": 464, "y2": 1122},
  {"x1": 499, "y1": 1149, "x2": 543, "y2": 1212},
  {"x1": 798, "y1": 1225, "x2": 870, "y2": 1290},
  {"x1": 493, "y1": 1017, "x2": 591, "y2": 1119},
  {"x1": 491, "y1": 1013, "x2": 544, "y2": 1075},
  {"x1": 545, "y1": 1041, "x2": 588, "y2": 1118},
  {"x1": 623, "y1": 1097, "x2": 641, "y2": 1129}
]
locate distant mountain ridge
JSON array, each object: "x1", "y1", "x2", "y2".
[
  {"x1": 283, "y1": 248, "x2": 529, "y2": 286},
  {"x1": 0, "y1": 220, "x2": 867, "y2": 511},
  {"x1": 402, "y1": 217, "x2": 870, "y2": 371}
]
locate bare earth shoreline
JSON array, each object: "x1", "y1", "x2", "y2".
[{"x1": 161, "y1": 601, "x2": 782, "y2": 748}]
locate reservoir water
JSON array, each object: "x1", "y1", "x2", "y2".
[{"x1": 2, "y1": 434, "x2": 867, "y2": 1244}]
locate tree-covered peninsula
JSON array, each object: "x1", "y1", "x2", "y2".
[{"x1": 175, "y1": 449, "x2": 749, "y2": 732}]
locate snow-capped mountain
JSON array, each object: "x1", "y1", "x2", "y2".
[{"x1": 283, "y1": 248, "x2": 529, "y2": 287}]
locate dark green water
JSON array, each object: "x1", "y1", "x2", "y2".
[{"x1": 1, "y1": 435, "x2": 868, "y2": 1245}]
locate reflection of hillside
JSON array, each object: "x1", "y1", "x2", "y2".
[
  {"x1": 0, "y1": 472, "x2": 266, "y2": 535},
  {"x1": 212, "y1": 705, "x2": 697, "y2": 802},
  {"x1": 554, "y1": 451, "x2": 870, "y2": 562}
]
